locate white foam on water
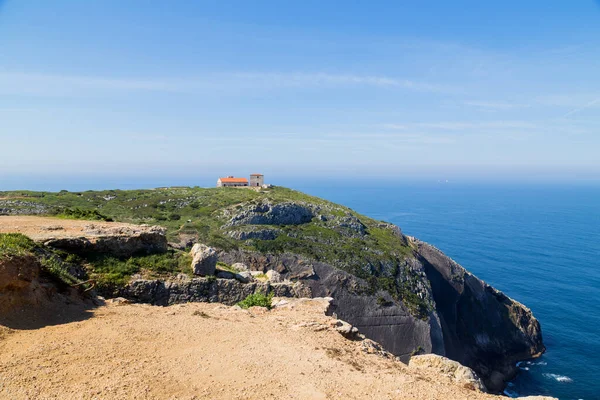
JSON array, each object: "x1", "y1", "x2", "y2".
[
  {"x1": 543, "y1": 373, "x2": 573, "y2": 383},
  {"x1": 528, "y1": 361, "x2": 547, "y2": 366}
]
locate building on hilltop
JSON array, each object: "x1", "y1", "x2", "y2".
[
  {"x1": 250, "y1": 173, "x2": 264, "y2": 187},
  {"x1": 216, "y1": 176, "x2": 249, "y2": 187},
  {"x1": 217, "y1": 174, "x2": 268, "y2": 188}
]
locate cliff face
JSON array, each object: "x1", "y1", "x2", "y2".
[
  {"x1": 217, "y1": 247, "x2": 543, "y2": 392},
  {"x1": 415, "y1": 241, "x2": 545, "y2": 392}
]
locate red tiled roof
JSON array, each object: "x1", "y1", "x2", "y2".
[
  {"x1": 219, "y1": 177, "x2": 248, "y2": 183},
  {"x1": 250, "y1": 173, "x2": 263, "y2": 176}
]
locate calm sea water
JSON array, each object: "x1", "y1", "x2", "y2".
[
  {"x1": 3, "y1": 177, "x2": 599, "y2": 399},
  {"x1": 293, "y1": 182, "x2": 600, "y2": 400}
]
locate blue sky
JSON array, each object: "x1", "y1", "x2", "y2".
[{"x1": 1, "y1": 0, "x2": 600, "y2": 184}]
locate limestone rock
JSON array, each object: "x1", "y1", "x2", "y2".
[
  {"x1": 416, "y1": 240, "x2": 545, "y2": 392},
  {"x1": 216, "y1": 271, "x2": 235, "y2": 280},
  {"x1": 231, "y1": 262, "x2": 249, "y2": 272},
  {"x1": 120, "y1": 277, "x2": 312, "y2": 306},
  {"x1": 266, "y1": 270, "x2": 282, "y2": 283},
  {"x1": 409, "y1": 354, "x2": 486, "y2": 392},
  {"x1": 226, "y1": 201, "x2": 314, "y2": 226},
  {"x1": 235, "y1": 271, "x2": 253, "y2": 283},
  {"x1": 227, "y1": 229, "x2": 280, "y2": 241},
  {"x1": 330, "y1": 319, "x2": 359, "y2": 339},
  {"x1": 44, "y1": 225, "x2": 167, "y2": 257},
  {"x1": 190, "y1": 244, "x2": 217, "y2": 276},
  {"x1": 106, "y1": 297, "x2": 131, "y2": 305}
]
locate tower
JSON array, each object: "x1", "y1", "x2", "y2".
[{"x1": 250, "y1": 173, "x2": 264, "y2": 187}]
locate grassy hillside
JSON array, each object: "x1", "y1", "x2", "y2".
[{"x1": 1, "y1": 186, "x2": 430, "y2": 317}]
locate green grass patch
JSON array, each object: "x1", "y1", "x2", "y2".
[
  {"x1": 237, "y1": 293, "x2": 274, "y2": 309},
  {"x1": 58, "y1": 207, "x2": 113, "y2": 222},
  {"x1": 0, "y1": 233, "x2": 36, "y2": 258}
]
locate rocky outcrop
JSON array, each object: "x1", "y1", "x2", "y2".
[
  {"x1": 409, "y1": 354, "x2": 486, "y2": 392},
  {"x1": 0, "y1": 200, "x2": 50, "y2": 215},
  {"x1": 120, "y1": 276, "x2": 311, "y2": 306},
  {"x1": 225, "y1": 201, "x2": 314, "y2": 226},
  {"x1": 217, "y1": 249, "x2": 444, "y2": 359},
  {"x1": 43, "y1": 225, "x2": 167, "y2": 257},
  {"x1": 214, "y1": 241, "x2": 543, "y2": 394},
  {"x1": 227, "y1": 228, "x2": 280, "y2": 241},
  {"x1": 190, "y1": 244, "x2": 217, "y2": 276},
  {"x1": 415, "y1": 240, "x2": 545, "y2": 392}
]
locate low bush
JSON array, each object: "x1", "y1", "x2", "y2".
[
  {"x1": 60, "y1": 207, "x2": 113, "y2": 222},
  {"x1": 0, "y1": 233, "x2": 36, "y2": 258},
  {"x1": 237, "y1": 293, "x2": 273, "y2": 309}
]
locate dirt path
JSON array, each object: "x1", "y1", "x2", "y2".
[
  {"x1": 0, "y1": 216, "x2": 145, "y2": 241},
  {"x1": 0, "y1": 299, "x2": 501, "y2": 400}
]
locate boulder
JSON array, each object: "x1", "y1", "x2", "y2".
[
  {"x1": 232, "y1": 262, "x2": 249, "y2": 272},
  {"x1": 329, "y1": 319, "x2": 359, "y2": 339},
  {"x1": 216, "y1": 271, "x2": 235, "y2": 280},
  {"x1": 266, "y1": 269, "x2": 282, "y2": 283},
  {"x1": 235, "y1": 271, "x2": 253, "y2": 283},
  {"x1": 190, "y1": 244, "x2": 217, "y2": 276},
  {"x1": 409, "y1": 354, "x2": 486, "y2": 392},
  {"x1": 516, "y1": 397, "x2": 558, "y2": 400}
]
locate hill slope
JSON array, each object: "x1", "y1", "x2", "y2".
[{"x1": 0, "y1": 186, "x2": 544, "y2": 392}]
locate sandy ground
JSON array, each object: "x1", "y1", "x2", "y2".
[
  {"x1": 0, "y1": 298, "x2": 502, "y2": 400},
  {"x1": 0, "y1": 216, "x2": 146, "y2": 241}
]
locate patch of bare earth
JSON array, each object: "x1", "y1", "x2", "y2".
[
  {"x1": 0, "y1": 216, "x2": 149, "y2": 241},
  {"x1": 0, "y1": 298, "x2": 503, "y2": 400}
]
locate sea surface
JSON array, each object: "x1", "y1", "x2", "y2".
[
  {"x1": 2, "y1": 177, "x2": 599, "y2": 399},
  {"x1": 293, "y1": 181, "x2": 600, "y2": 400}
]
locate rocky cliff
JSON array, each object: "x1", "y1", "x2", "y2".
[{"x1": 0, "y1": 187, "x2": 545, "y2": 393}]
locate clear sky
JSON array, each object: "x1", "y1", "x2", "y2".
[{"x1": 1, "y1": 0, "x2": 600, "y2": 184}]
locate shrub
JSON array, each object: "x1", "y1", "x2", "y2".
[
  {"x1": 168, "y1": 213, "x2": 181, "y2": 221},
  {"x1": 40, "y1": 255, "x2": 80, "y2": 286},
  {"x1": 153, "y1": 214, "x2": 167, "y2": 221},
  {"x1": 60, "y1": 207, "x2": 113, "y2": 222},
  {"x1": 237, "y1": 293, "x2": 274, "y2": 309},
  {"x1": 0, "y1": 233, "x2": 36, "y2": 258}
]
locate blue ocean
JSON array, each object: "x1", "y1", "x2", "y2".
[
  {"x1": 2, "y1": 177, "x2": 599, "y2": 399},
  {"x1": 295, "y1": 181, "x2": 600, "y2": 400}
]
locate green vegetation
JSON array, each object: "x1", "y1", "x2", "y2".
[
  {"x1": 59, "y1": 207, "x2": 113, "y2": 221},
  {"x1": 0, "y1": 233, "x2": 36, "y2": 258},
  {"x1": 237, "y1": 293, "x2": 274, "y2": 309},
  {"x1": 83, "y1": 251, "x2": 192, "y2": 293},
  {"x1": 0, "y1": 186, "x2": 431, "y2": 318},
  {"x1": 410, "y1": 346, "x2": 425, "y2": 356},
  {"x1": 39, "y1": 255, "x2": 81, "y2": 286},
  {"x1": 216, "y1": 261, "x2": 239, "y2": 273}
]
